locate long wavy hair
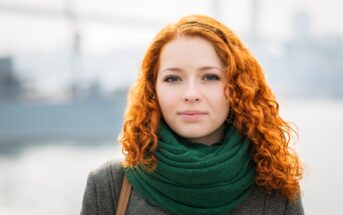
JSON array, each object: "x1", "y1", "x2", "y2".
[{"x1": 119, "y1": 15, "x2": 303, "y2": 201}]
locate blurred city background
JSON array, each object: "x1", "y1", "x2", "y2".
[{"x1": 0, "y1": 0, "x2": 342, "y2": 214}]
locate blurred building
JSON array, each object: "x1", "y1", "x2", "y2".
[
  {"x1": 0, "y1": 57, "x2": 22, "y2": 101},
  {"x1": 246, "y1": 9, "x2": 343, "y2": 98},
  {"x1": 283, "y1": 11, "x2": 343, "y2": 97}
]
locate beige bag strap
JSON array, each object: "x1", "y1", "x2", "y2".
[{"x1": 116, "y1": 174, "x2": 132, "y2": 215}]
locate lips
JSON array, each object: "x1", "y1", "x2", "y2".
[
  {"x1": 178, "y1": 110, "x2": 208, "y2": 121},
  {"x1": 178, "y1": 110, "x2": 208, "y2": 115}
]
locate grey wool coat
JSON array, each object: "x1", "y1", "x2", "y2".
[{"x1": 80, "y1": 160, "x2": 305, "y2": 215}]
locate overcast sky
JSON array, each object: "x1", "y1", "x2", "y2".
[{"x1": 0, "y1": 0, "x2": 342, "y2": 55}]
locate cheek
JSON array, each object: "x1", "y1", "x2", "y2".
[
  {"x1": 156, "y1": 85, "x2": 179, "y2": 113},
  {"x1": 213, "y1": 96, "x2": 229, "y2": 110},
  {"x1": 206, "y1": 87, "x2": 230, "y2": 112}
]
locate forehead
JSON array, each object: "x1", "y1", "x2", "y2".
[{"x1": 158, "y1": 36, "x2": 224, "y2": 70}]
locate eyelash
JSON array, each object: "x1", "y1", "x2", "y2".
[{"x1": 163, "y1": 74, "x2": 220, "y2": 82}]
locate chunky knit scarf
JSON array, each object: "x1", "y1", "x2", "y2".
[{"x1": 124, "y1": 120, "x2": 256, "y2": 215}]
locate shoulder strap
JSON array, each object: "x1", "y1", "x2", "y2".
[{"x1": 116, "y1": 174, "x2": 132, "y2": 215}]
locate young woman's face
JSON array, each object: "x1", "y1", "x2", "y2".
[{"x1": 156, "y1": 36, "x2": 230, "y2": 145}]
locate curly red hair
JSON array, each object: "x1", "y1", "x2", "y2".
[{"x1": 119, "y1": 15, "x2": 303, "y2": 201}]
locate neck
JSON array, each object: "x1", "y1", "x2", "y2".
[{"x1": 184, "y1": 124, "x2": 225, "y2": 146}]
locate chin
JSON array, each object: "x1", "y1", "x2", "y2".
[{"x1": 176, "y1": 127, "x2": 208, "y2": 139}]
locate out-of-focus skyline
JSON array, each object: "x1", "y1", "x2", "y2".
[
  {"x1": 0, "y1": 0, "x2": 342, "y2": 101},
  {"x1": 0, "y1": 0, "x2": 342, "y2": 54}
]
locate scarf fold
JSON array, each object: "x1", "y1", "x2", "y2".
[{"x1": 124, "y1": 120, "x2": 256, "y2": 215}]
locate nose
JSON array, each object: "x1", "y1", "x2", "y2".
[{"x1": 183, "y1": 81, "x2": 201, "y2": 103}]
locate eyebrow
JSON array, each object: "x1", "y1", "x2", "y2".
[{"x1": 160, "y1": 66, "x2": 223, "y2": 74}]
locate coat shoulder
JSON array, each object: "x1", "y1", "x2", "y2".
[
  {"x1": 264, "y1": 188, "x2": 304, "y2": 215},
  {"x1": 80, "y1": 159, "x2": 125, "y2": 215},
  {"x1": 92, "y1": 159, "x2": 125, "y2": 203},
  {"x1": 230, "y1": 186, "x2": 304, "y2": 215}
]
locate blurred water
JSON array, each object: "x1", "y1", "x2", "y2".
[
  {"x1": 0, "y1": 99, "x2": 342, "y2": 215},
  {"x1": 0, "y1": 142, "x2": 124, "y2": 215}
]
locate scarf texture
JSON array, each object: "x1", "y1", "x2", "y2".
[{"x1": 124, "y1": 120, "x2": 256, "y2": 215}]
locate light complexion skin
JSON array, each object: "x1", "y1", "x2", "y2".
[{"x1": 156, "y1": 36, "x2": 230, "y2": 145}]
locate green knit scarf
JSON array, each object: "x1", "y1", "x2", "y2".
[{"x1": 124, "y1": 120, "x2": 256, "y2": 215}]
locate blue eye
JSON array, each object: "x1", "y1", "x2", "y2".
[
  {"x1": 163, "y1": 75, "x2": 182, "y2": 82},
  {"x1": 203, "y1": 74, "x2": 220, "y2": 81}
]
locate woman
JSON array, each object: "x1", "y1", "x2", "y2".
[{"x1": 81, "y1": 14, "x2": 304, "y2": 215}]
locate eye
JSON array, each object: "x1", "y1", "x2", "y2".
[
  {"x1": 203, "y1": 73, "x2": 220, "y2": 81},
  {"x1": 163, "y1": 75, "x2": 182, "y2": 82}
]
